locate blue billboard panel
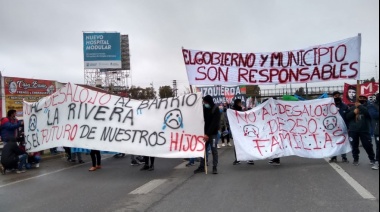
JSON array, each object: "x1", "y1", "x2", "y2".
[{"x1": 83, "y1": 32, "x2": 121, "y2": 69}]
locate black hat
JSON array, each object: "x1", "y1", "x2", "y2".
[
  {"x1": 332, "y1": 91, "x2": 340, "y2": 96},
  {"x1": 203, "y1": 95, "x2": 214, "y2": 105}
]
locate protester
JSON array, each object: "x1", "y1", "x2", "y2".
[
  {"x1": 89, "y1": 150, "x2": 101, "y2": 171},
  {"x1": 194, "y1": 95, "x2": 221, "y2": 174},
  {"x1": 131, "y1": 155, "x2": 144, "y2": 166},
  {"x1": 1, "y1": 109, "x2": 22, "y2": 145},
  {"x1": 140, "y1": 156, "x2": 155, "y2": 171},
  {"x1": 70, "y1": 149, "x2": 85, "y2": 164},
  {"x1": 64, "y1": 147, "x2": 72, "y2": 161},
  {"x1": 219, "y1": 106, "x2": 231, "y2": 147},
  {"x1": 346, "y1": 95, "x2": 376, "y2": 166},
  {"x1": 329, "y1": 91, "x2": 350, "y2": 163},
  {"x1": 231, "y1": 99, "x2": 254, "y2": 165},
  {"x1": 368, "y1": 93, "x2": 379, "y2": 170},
  {"x1": 1, "y1": 138, "x2": 27, "y2": 174},
  {"x1": 27, "y1": 152, "x2": 41, "y2": 168}
]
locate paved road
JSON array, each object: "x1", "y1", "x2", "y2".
[{"x1": 0, "y1": 145, "x2": 378, "y2": 212}]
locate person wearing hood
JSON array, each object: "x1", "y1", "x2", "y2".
[
  {"x1": 194, "y1": 95, "x2": 221, "y2": 174},
  {"x1": 1, "y1": 138, "x2": 27, "y2": 174},
  {"x1": 346, "y1": 95, "x2": 376, "y2": 166},
  {"x1": 329, "y1": 91, "x2": 350, "y2": 163},
  {"x1": 368, "y1": 93, "x2": 379, "y2": 170}
]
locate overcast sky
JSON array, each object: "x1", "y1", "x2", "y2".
[{"x1": 0, "y1": 0, "x2": 378, "y2": 93}]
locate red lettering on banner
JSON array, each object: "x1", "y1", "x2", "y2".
[
  {"x1": 258, "y1": 69, "x2": 269, "y2": 82},
  {"x1": 339, "y1": 63, "x2": 349, "y2": 79},
  {"x1": 271, "y1": 136, "x2": 282, "y2": 152},
  {"x1": 324, "y1": 132, "x2": 333, "y2": 148},
  {"x1": 335, "y1": 45, "x2": 347, "y2": 62},
  {"x1": 268, "y1": 119, "x2": 278, "y2": 135},
  {"x1": 311, "y1": 133, "x2": 322, "y2": 150},
  {"x1": 195, "y1": 66, "x2": 229, "y2": 82},
  {"x1": 333, "y1": 129, "x2": 346, "y2": 145},
  {"x1": 252, "y1": 139, "x2": 270, "y2": 156},
  {"x1": 348, "y1": 61, "x2": 359, "y2": 78},
  {"x1": 170, "y1": 132, "x2": 205, "y2": 152},
  {"x1": 310, "y1": 66, "x2": 321, "y2": 81}
]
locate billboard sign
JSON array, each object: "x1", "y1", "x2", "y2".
[
  {"x1": 83, "y1": 32, "x2": 121, "y2": 69},
  {"x1": 3, "y1": 77, "x2": 56, "y2": 118}
]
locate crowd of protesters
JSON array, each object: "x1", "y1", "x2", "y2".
[{"x1": 1, "y1": 92, "x2": 379, "y2": 175}]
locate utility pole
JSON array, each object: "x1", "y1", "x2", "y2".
[
  {"x1": 173, "y1": 80, "x2": 177, "y2": 97},
  {"x1": 150, "y1": 82, "x2": 154, "y2": 99}
]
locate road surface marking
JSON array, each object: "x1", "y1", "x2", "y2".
[
  {"x1": 174, "y1": 162, "x2": 188, "y2": 169},
  {"x1": 0, "y1": 156, "x2": 111, "y2": 188},
  {"x1": 129, "y1": 179, "x2": 167, "y2": 194},
  {"x1": 325, "y1": 158, "x2": 376, "y2": 200}
]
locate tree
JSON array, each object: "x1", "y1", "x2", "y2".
[
  {"x1": 362, "y1": 77, "x2": 376, "y2": 83},
  {"x1": 246, "y1": 85, "x2": 261, "y2": 98},
  {"x1": 295, "y1": 87, "x2": 306, "y2": 96},
  {"x1": 159, "y1": 85, "x2": 174, "y2": 98},
  {"x1": 126, "y1": 86, "x2": 156, "y2": 100}
]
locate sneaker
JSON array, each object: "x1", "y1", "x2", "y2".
[
  {"x1": 371, "y1": 162, "x2": 379, "y2": 170},
  {"x1": 247, "y1": 160, "x2": 255, "y2": 165},
  {"x1": 227, "y1": 143, "x2": 232, "y2": 147},
  {"x1": 148, "y1": 165, "x2": 154, "y2": 171},
  {"x1": 78, "y1": 160, "x2": 85, "y2": 164},
  {"x1": 136, "y1": 157, "x2": 145, "y2": 164},
  {"x1": 329, "y1": 157, "x2": 337, "y2": 163},
  {"x1": 233, "y1": 160, "x2": 241, "y2": 165},
  {"x1": 269, "y1": 160, "x2": 280, "y2": 166},
  {"x1": 222, "y1": 143, "x2": 226, "y2": 147},
  {"x1": 185, "y1": 163, "x2": 195, "y2": 167},
  {"x1": 193, "y1": 167, "x2": 205, "y2": 174},
  {"x1": 140, "y1": 165, "x2": 149, "y2": 171},
  {"x1": 370, "y1": 160, "x2": 376, "y2": 165},
  {"x1": 217, "y1": 144, "x2": 221, "y2": 149},
  {"x1": 16, "y1": 170, "x2": 26, "y2": 174},
  {"x1": 342, "y1": 158, "x2": 349, "y2": 163},
  {"x1": 131, "y1": 160, "x2": 140, "y2": 166},
  {"x1": 353, "y1": 160, "x2": 359, "y2": 166},
  {"x1": 212, "y1": 166, "x2": 218, "y2": 174},
  {"x1": 35, "y1": 163, "x2": 40, "y2": 168}
]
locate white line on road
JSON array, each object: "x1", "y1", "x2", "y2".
[
  {"x1": 174, "y1": 161, "x2": 188, "y2": 169},
  {"x1": 0, "y1": 156, "x2": 111, "y2": 189},
  {"x1": 324, "y1": 158, "x2": 376, "y2": 200},
  {"x1": 129, "y1": 179, "x2": 167, "y2": 195}
]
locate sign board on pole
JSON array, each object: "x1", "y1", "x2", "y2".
[{"x1": 83, "y1": 32, "x2": 122, "y2": 69}]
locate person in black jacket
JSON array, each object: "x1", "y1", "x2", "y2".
[
  {"x1": 231, "y1": 99, "x2": 255, "y2": 165},
  {"x1": 1, "y1": 138, "x2": 27, "y2": 174},
  {"x1": 194, "y1": 95, "x2": 221, "y2": 174},
  {"x1": 329, "y1": 91, "x2": 350, "y2": 163},
  {"x1": 346, "y1": 95, "x2": 376, "y2": 166},
  {"x1": 368, "y1": 93, "x2": 379, "y2": 170}
]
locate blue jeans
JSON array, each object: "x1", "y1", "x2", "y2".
[{"x1": 18, "y1": 154, "x2": 27, "y2": 171}]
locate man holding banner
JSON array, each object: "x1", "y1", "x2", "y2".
[
  {"x1": 194, "y1": 95, "x2": 221, "y2": 175},
  {"x1": 329, "y1": 91, "x2": 350, "y2": 163},
  {"x1": 346, "y1": 95, "x2": 376, "y2": 166}
]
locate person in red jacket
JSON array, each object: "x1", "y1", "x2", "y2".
[{"x1": 1, "y1": 110, "x2": 23, "y2": 145}]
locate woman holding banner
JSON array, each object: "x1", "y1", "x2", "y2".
[{"x1": 89, "y1": 150, "x2": 101, "y2": 171}]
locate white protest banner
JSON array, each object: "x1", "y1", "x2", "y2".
[
  {"x1": 23, "y1": 83, "x2": 205, "y2": 158},
  {"x1": 183, "y1": 35, "x2": 360, "y2": 85},
  {"x1": 227, "y1": 98, "x2": 351, "y2": 160}
]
